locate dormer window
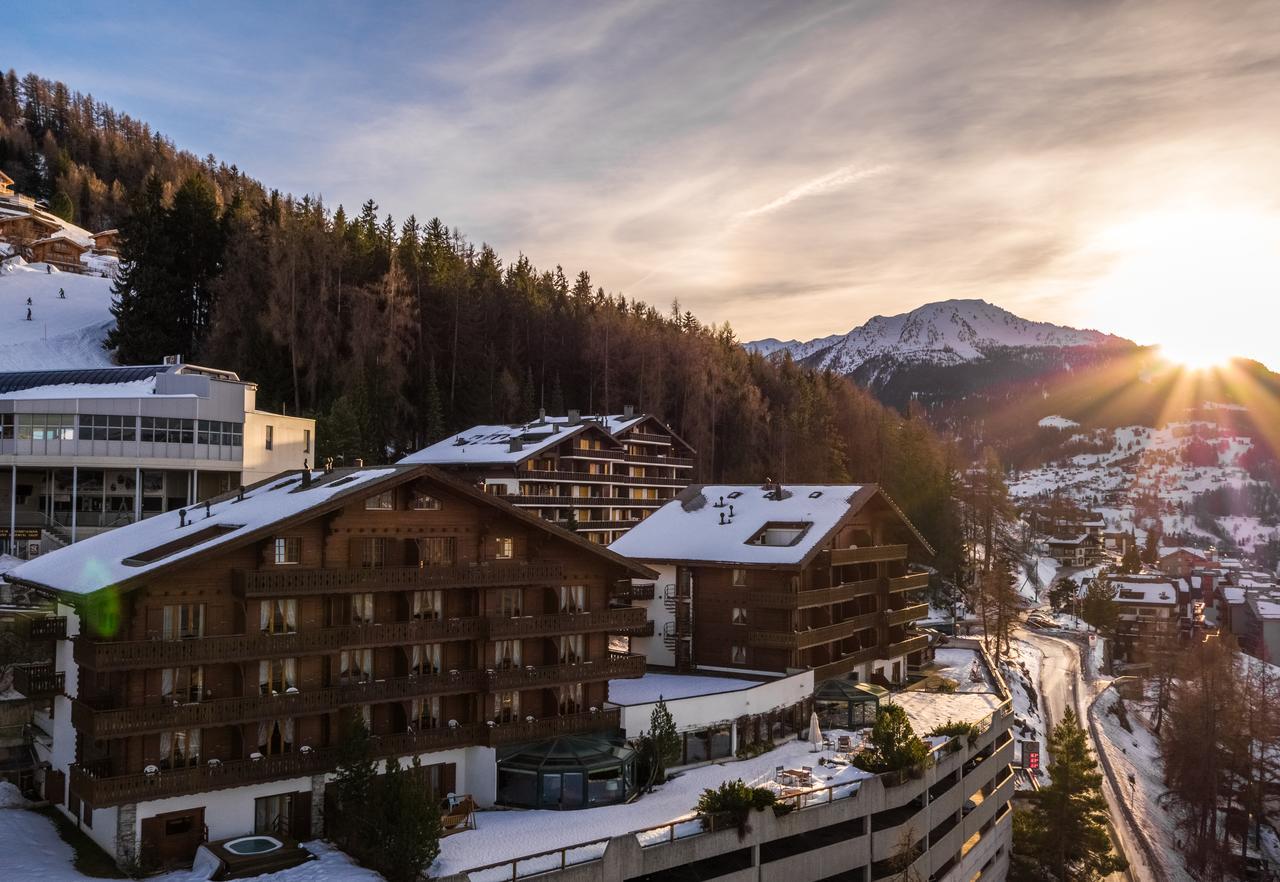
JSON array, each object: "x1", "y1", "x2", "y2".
[{"x1": 745, "y1": 522, "x2": 813, "y2": 547}]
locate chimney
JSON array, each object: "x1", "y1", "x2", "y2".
[
  {"x1": 301, "y1": 460, "x2": 312, "y2": 488},
  {"x1": 538, "y1": 408, "x2": 546, "y2": 423},
  {"x1": 509, "y1": 438, "x2": 524, "y2": 453},
  {"x1": 568, "y1": 409, "x2": 581, "y2": 426},
  {"x1": 353, "y1": 458, "x2": 364, "y2": 467},
  {"x1": 236, "y1": 485, "x2": 245, "y2": 502},
  {"x1": 623, "y1": 404, "x2": 635, "y2": 418}
]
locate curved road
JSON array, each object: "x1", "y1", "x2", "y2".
[{"x1": 1018, "y1": 627, "x2": 1164, "y2": 882}]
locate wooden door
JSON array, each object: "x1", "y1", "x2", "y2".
[
  {"x1": 43, "y1": 769, "x2": 64, "y2": 805},
  {"x1": 290, "y1": 790, "x2": 312, "y2": 841},
  {"x1": 140, "y1": 807, "x2": 205, "y2": 870}
]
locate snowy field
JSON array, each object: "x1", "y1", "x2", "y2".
[
  {"x1": 0, "y1": 260, "x2": 115, "y2": 370},
  {"x1": 0, "y1": 783, "x2": 383, "y2": 882}
]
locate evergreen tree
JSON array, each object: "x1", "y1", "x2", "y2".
[
  {"x1": 1118, "y1": 541, "x2": 1142, "y2": 575},
  {"x1": 646, "y1": 698, "x2": 681, "y2": 782},
  {"x1": 372, "y1": 757, "x2": 443, "y2": 882},
  {"x1": 1012, "y1": 709, "x2": 1126, "y2": 881},
  {"x1": 48, "y1": 188, "x2": 74, "y2": 221},
  {"x1": 1081, "y1": 578, "x2": 1118, "y2": 636},
  {"x1": 855, "y1": 703, "x2": 929, "y2": 775}
]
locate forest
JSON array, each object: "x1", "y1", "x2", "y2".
[{"x1": 0, "y1": 70, "x2": 965, "y2": 575}]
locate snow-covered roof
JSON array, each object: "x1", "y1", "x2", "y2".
[
  {"x1": 1221, "y1": 586, "x2": 1247, "y2": 604},
  {"x1": 1047, "y1": 534, "x2": 1087, "y2": 546},
  {"x1": 608, "y1": 672, "x2": 762, "y2": 705},
  {"x1": 9, "y1": 464, "x2": 657, "y2": 597},
  {"x1": 1111, "y1": 580, "x2": 1178, "y2": 605},
  {"x1": 609, "y1": 483, "x2": 929, "y2": 566}
]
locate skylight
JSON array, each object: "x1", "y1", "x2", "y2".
[
  {"x1": 123, "y1": 524, "x2": 243, "y2": 566},
  {"x1": 745, "y1": 521, "x2": 813, "y2": 547}
]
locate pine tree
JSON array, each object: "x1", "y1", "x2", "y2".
[
  {"x1": 647, "y1": 698, "x2": 681, "y2": 782},
  {"x1": 372, "y1": 757, "x2": 442, "y2": 882},
  {"x1": 1118, "y1": 542, "x2": 1142, "y2": 575},
  {"x1": 48, "y1": 188, "x2": 74, "y2": 221},
  {"x1": 1014, "y1": 709, "x2": 1126, "y2": 881},
  {"x1": 855, "y1": 703, "x2": 929, "y2": 775}
]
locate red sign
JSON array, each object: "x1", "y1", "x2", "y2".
[{"x1": 1028, "y1": 751, "x2": 1040, "y2": 770}]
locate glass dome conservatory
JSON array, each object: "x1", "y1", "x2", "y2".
[
  {"x1": 814, "y1": 679, "x2": 886, "y2": 730},
  {"x1": 496, "y1": 735, "x2": 637, "y2": 810}
]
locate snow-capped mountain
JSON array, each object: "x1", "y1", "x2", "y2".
[{"x1": 745, "y1": 298, "x2": 1127, "y2": 375}]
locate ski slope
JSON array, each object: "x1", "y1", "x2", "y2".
[{"x1": 0, "y1": 260, "x2": 116, "y2": 370}]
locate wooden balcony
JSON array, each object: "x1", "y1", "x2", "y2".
[
  {"x1": 486, "y1": 653, "x2": 646, "y2": 691},
  {"x1": 888, "y1": 572, "x2": 929, "y2": 592},
  {"x1": 514, "y1": 470, "x2": 685, "y2": 488},
  {"x1": 611, "y1": 580, "x2": 655, "y2": 601},
  {"x1": 25, "y1": 616, "x2": 67, "y2": 641},
  {"x1": 881, "y1": 634, "x2": 929, "y2": 658},
  {"x1": 71, "y1": 670, "x2": 488, "y2": 739},
  {"x1": 829, "y1": 545, "x2": 908, "y2": 565},
  {"x1": 812, "y1": 646, "x2": 882, "y2": 681},
  {"x1": 237, "y1": 561, "x2": 563, "y2": 597},
  {"x1": 626, "y1": 432, "x2": 674, "y2": 445},
  {"x1": 485, "y1": 708, "x2": 622, "y2": 747},
  {"x1": 748, "y1": 578, "x2": 879, "y2": 609},
  {"x1": 75, "y1": 617, "x2": 488, "y2": 672},
  {"x1": 13, "y1": 665, "x2": 65, "y2": 698},
  {"x1": 746, "y1": 613, "x2": 879, "y2": 650},
  {"x1": 487, "y1": 607, "x2": 646, "y2": 639},
  {"x1": 70, "y1": 724, "x2": 486, "y2": 807},
  {"x1": 886, "y1": 603, "x2": 929, "y2": 627},
  {"x1": 613, "y1": 619, "x2": 655, "y2": 637}
]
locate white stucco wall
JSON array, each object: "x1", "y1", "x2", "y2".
[
  {"x1": 630, "y1": 565, "x2": 676, "y2": 667},
  {"x1": 612, "y1": 670, "x2": 813, "y2": 739}
]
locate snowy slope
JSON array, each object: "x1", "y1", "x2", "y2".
[
  {"x1": 747, "y1": 299, "x2": 1124, "y2": 374},
  {"x1": 0, "y1": 260, "x2": 116, "y2": 370}
]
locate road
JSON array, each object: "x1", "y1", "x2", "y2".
[{"x1": 1018, "y1": 627, "x2": 1164, "y2": 882}]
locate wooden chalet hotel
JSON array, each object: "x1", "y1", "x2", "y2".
[
  {"x1": 402, "y1": 407, "x2": 695, "y2": 545},
  {"x1": 9, "y1": 463, "x2": 655, "y2": 869}
]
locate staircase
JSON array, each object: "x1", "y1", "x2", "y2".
[{"x1": 661, "y1": 578, "x2": 694, "y2": 672}]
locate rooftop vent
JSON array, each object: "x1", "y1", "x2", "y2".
[
  {"x1": 509, "y1": 438, "x2": 524, "y2": 453},
  {"x1": 124, "y1": 524, "x2": 242, "y2": 566},
  {"x1": 727, "y1": 491, "x2": 743, "y2": 500},
  {"x1": 568, "y1": 409, "x2": 581, "y2": 426},
  {"x1": 623, "y1": 405, "x2": 635, "y2": 418},
  {"x1": 808, "y1": 490, "x2": 823, "y2": 499}
]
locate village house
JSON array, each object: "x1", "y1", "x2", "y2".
[
  {"x1": 28, "y1": 231, "x2": 90, "y2": 272},
  {"x1": 7, "y1": 463, "x2": 655, "y2": 869},
  {"x1": 608, "y1": 482, "x2": 934, "y2": 685},
  {"x1": 1158, "y1": 546, "x2": 1215, "y2": 579},
  {"x1": 402, "y1": 408, "x2": 695, "y2": 545}
]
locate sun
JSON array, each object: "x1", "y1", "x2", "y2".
[{"x1": 1157, "y1": 340, "x2": 1234, "y2": 372}]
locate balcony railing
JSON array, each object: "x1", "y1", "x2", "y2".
[
  {"x1": 611, "y1": 580, "x2": 655, "y2": 601},
  {"x1": 829, "y1": 545, "x2": 908, "y2": 565},
  {"x1": 25, "y1": 616, "x2": 68, "y2": 641},
  {"x1": 748, "y1": 578, "x2": 880, "y2": 609},
  {"x1": 887, "y1": 572, "x2": 929, "y2": 592},
  {"x1": 71, "y1": 669, "x2": 489, "y2": 739},
  {"x1": 485, "y1": 707, "x2": 621, "y2": 747},
  {"x1": 613, "y1": 619, "x2": 655, "y2": 637},
  {"x1": 70, "y1": 724, "x2": 486, "y2": 807},
  {"x1": 486, "y1": 653, "x2": 645, "y2": 691},
  {"x1": 886, "y1": 603, "x2": 929, "y2": 626},
  {"x1": 237, "y1": 561, "x2": 563, "y2": 597},
  {"x1": 812, "y1": 646, "x2": 882, "y2": 680},
  {"x1": 514, "y1": 470, "x2": 684, "y2": 488},
  {"x1": 487, "y1": 607, "x2": 646, "y2": 639},
  {"x1": 13, "y1": 665, "x2": 65, "y2": 697},
  {"x1": 747, "y1": 613, "x2": 879, "y2": 650},
  {"x1": 75, "y1": 617, "x2": 488, "y2": 672},
  {"x1": 881, "y1": 634, "x2": 929, "y2": 658}
]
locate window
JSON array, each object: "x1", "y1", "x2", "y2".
[
  {"x1": 495, "y1": 639, "x2": 522, "y2": 669},
  {"x1": 255, "y1": 793, "x2": 293, "y2": 836},
  {"x1": 495, "y1": 589, "x2": 522, "y2": 617},
  {"x1": 732, "y1": 607, "x2": 748, "y2": 625},
  {"x1": 364, "y1": 490, "x2": 394, "y2": 511},
  {"x1": 559, "y1": 585, "x2": 586, "y2": 613},
  {"x1": 731, "y1": 645, "x2": 748, "y2": 664},
  {"x1": 140, "y1": 417, "x2": 194, "y2": 444},
  {"x1": 259, "y1": 719, "x2": 294, "y2": 756},
  {"x1": 411, "y1": 590, "x2": 442, "y2": 621},
  {"x1": 261, "y1": 598, "x2": 297, "y2": 634},
  {"x1": 413, "y1": 493, "x2": 442, "y2": 511},
  {"x1": 160, "y1": 728, "x2": 201, "y2": 769},
  {"x1": 411, "y1": 696, "x2": 441, "y2": 730},
  {"x1": 78, "y1": 414, "x2": 136, "y2": 442},
  {"x1": 493, "y1": 691, "x2": 520, "y2": 723},
  {"x1": 264, "y1": 425, "x2": 274, "y2": 450},
  {"x1": 259, "y1": 658, "x2": 297, "y2": 694},
  {"x1": 484, "y1": 482, "x2": 509, "y2": 496},
  {"x1": 731, "y1": 568, "x2": 747, "y2": 587},
  {"x1": 196, "y1": 420, "x2": 243, "y2": 446},
  {"x1": 495, "y1": 537, "x2": 514, "y2": 559},
  {"x1": 350, "y1": 593, "x2": 374, "y2": 624},
  {"x1": 557, "y1": 683, "x2": 583, "y2": 715},
  {"x1": 274, "y1": 537, "x2": 301, "y2": 565},
  {"x1": 417, "y1": 536, "x2": 455, "y2": 566},
  {"x1": 17, "y1": 414, "x2": 75, "y2": 441},
  {"x1": 161, "y1": 666, "x2": 203, "y2": 704},
  {"x1": 162, "y1": 604, "x2": 204, "y2": 640},
  {"x1": 557, "y1": 634, "x2": 584, "y2": 665},
  {"x1": 360, "y1": 537, "x2": 387, "y2": 568},
  {"x1": 0, "y1": 415, "x2": 11, "y2": 440},
  {"x1": 303, "y1": 429, "x2": 311, "y2": 453},
  {"x1": 340, "y1": 649, "x2": 372, "y2": 684},
  {"x1": 410, "y1": 644, "x2": 442, "y2": 677}
]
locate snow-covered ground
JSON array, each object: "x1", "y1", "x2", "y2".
[
  {"x1": 0, "y1": 260, "x2": 115, "y2": 370},
  {"x1": 0, "y1": 783, "x2": 383, "y2": 882}
]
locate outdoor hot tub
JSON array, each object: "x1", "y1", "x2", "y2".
[
  {"x1": 223, "y1": 835, "x2": 283, "y2": 855},
  {"x1": 197, "y1": 834, "x2": 311, "y2": 880}
]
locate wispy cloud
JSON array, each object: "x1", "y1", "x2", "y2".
[{"x1": 737, "y1": 164, "x2": 892, "y2": 220}]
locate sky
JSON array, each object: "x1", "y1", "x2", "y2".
[{"x1": 8, "y1": 0, "x2": 1280, "y2": 367}]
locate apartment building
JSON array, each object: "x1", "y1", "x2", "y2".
[
  {"x1": 401, "y1": 408, "x2": 695, "y2": 544},
  {"x1": 7, "y1": 464, "x2": 653, "y2": 870},
  {"x1": 608, "y1": 483, "x2": 934, "y2": 682},
  {"x1": 0, "y1": 361, "x2": 314, "y2": 556}
]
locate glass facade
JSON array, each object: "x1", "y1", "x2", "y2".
[{"x1": 497, "y1": 735, "x2": 636, "y2": 810}]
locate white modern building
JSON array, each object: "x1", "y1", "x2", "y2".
[{"x1": 0, "y1": 361, "x2": 314, "y2": 556}]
